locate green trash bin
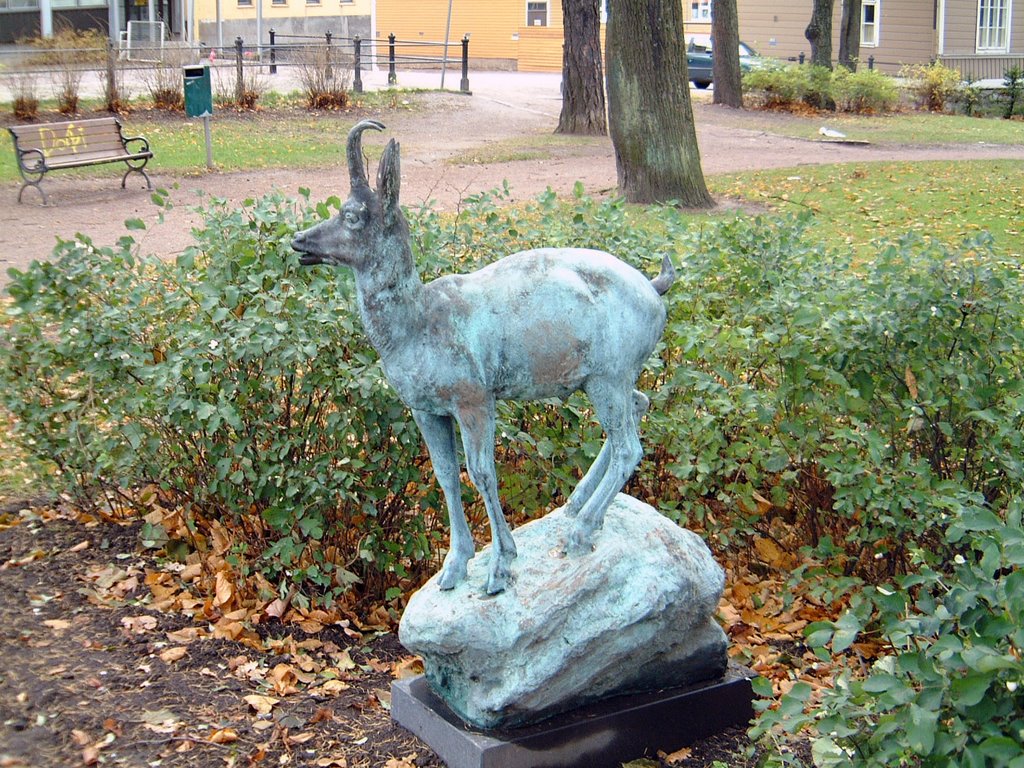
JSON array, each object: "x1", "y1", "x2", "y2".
[{"x1": 183, "y1": 65, "x2": 213, "y2": 118}]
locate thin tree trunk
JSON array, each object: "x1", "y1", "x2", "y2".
[
  {"x1": 557, "y1": 0, "x2": 607, "y2": 135},
  {"x1": 805, "y1": 0, "x2": 835, "y2": 69},
  {"x1": 838, "y1": 0, "x2": 862, "y2": 70},
  {"x1": 605, "y1": 0, "x2": 714, "y2": 207},
  {"x1": 711, "y1": 0, "x2": 742, "y2": 108}
]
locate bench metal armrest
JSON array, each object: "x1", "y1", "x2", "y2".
[
  {"x1": 18, "y1": 146, "x2": 47, "y2": 173},
  {"x1": 123, "y1": 134, "x2": 151, "y2": 155}
]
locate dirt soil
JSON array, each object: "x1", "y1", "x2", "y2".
[
  {"x1": 0, "y1": 500, "x2": 762, "y2": 768},
  {"x1": 3, "y1": 87, "x2": 1024, "y2": 286}
]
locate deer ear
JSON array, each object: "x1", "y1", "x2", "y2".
[{"x1": 377, "y1": 138, "x2": 401, "y2": 227}]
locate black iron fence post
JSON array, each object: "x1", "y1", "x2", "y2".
[
  {"x1": 235, "y1": 36, "x2": 244, "y2": 104},
  {"x1": 460, "y1": 34, "x2": 470, "y2": 93},
  {"x1": 269, "y1": 29, "x2": 277, "y2": 74},
  {"x1": 799, "y1": 51, "x2": 805, "y2": 64},
  {"x1": 867, "y1": 55, "x2": 875, "y2": 70},
  {"x1": 353, "y1": 36, "x2": 363, "y2": 93},
  {"x1": 325, "y1": 31, "x2": 333, "y2": 79},
  {"x1": 388, "y1": 33, "x2": 397, "y2": 85}
]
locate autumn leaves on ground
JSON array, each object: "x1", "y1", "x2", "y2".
[{"x1": 1, "y1": 493, "x2": 819, "y2": 768}]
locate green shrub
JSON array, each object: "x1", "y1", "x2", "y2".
[
  {"x1": 902, "y1": 60, "x2": 963, "y2": 112},
  {"x1": 743, "y1": 63, "x2": 815, "y2": 109},
  {"x1": 1, "y1": 191, "x2": 442, "y2": 606},
  {"x1": 753, "y1": 501, "x2": 1024, "y2": 766},
  {"x1": 832, "y1": 67, "x2": 899, "y2": 113}
]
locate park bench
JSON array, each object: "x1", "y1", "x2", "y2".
[{"x1": 7, "y1": 117, "x2": 153, "y2": 205}]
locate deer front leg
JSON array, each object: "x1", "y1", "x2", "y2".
[
  {"x1": 413, "y1": 410, "x2": 475, "y2": 590},
  {"x1": 457, "y1": 399, "x2": 518, "y2": 595}
]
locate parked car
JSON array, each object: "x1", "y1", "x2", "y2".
[{"x1": 686, "y1": 35, "x2": 764, "y2": 89}]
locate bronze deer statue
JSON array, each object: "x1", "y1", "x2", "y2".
[{"x1": 291, "y1": 120, "x2": 675, "y2": 595}]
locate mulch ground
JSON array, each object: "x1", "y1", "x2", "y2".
[{"x1": 0, "y1": 498, "x2": 764, "y2": 768}]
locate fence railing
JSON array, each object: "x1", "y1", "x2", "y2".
[{"x1": 0, "y1": 32, "x2": 472, "y2": 108}]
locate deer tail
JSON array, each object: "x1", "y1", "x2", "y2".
[{"x1": 650, "y1": 254, "x2": 677, "y2": 296}]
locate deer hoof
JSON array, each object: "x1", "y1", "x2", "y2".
[
  {"x1": 564, "y1": 527, "x2": 595, "y2": 557},
  {"x1": 437, "y1": 563, "x2": 467, "y2": 591}
]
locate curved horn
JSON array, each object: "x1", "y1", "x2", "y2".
[{"x1": 347, "y1": 119, "x2": 386, "y2": 192}]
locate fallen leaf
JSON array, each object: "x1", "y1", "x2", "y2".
[
  {"x1": 383, "y1": 758, "x2": 416, "y2": 768},
  {"x1": 71, "y1": 730, "x2": 91, "y2": 747},
  {"x1": 243, "y1": 694, "x2": 279, "y2": 715},
  {"x1": 269, "y1": 663, "x2": 300, "y2": 696},
  {"x1": 391, "y1": 656, "x2": 424, "y2": 680},
  {"x1": 315, "y1": 757, "x2": 348, "y2": 767},
  {"x1": 208, "y1": 727, "x2": 238, "y2": 744},
  {"x1": 316, "y1": 679, "x2": 351, "y2": 695},
  {"x1": 43, "y1": 619, "x2": 72, "y2": 631},
  {"x1": 658, "y1": 746, "x2": 693, "y2": 765},
  {"x1": 120, "y1": 615, "x2": 158, "y2": 634},
  {"x1": 166, "y1": 627, "x2": 205, "y2": 644},
  {"x1": 214, "y1": 571, "x2": 234, "y2": 607},
  {"x1": 159, "y1": 647, "x2": 188, "y2": 663},
  {"x1": 81, "y1": 745, "x2": 100, "y2": 766}
]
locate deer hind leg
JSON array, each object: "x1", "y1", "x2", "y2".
[
  {"x1": 413, "y1": 410, "x2": 475, "y2": 591},
  {"x1": 565, "y1": 384, "x2": 645, "y2": 556},
  {"x1": 564, "y1": 390, "x2": 649, "y2": 518},
  {"x1": 457, "y1": 400, "x2": 518, "y2": 595}
]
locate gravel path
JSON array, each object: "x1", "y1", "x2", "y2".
[{"x1": 3, "y1": 69, "x2": 1023, "y2": 285}]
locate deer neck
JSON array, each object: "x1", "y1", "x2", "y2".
[{"x1": 353, "y1": 240, "x2": 424, "y2": 359}]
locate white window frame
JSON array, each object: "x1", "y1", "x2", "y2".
[
  {"x1": 861, "y1": 0, "x2": 880, "y2": 47},
  {"x1": 526, "y1": 0, "x2": 547, "y2": 27},
  {"x1": 690, "y1": 0, "x2": 711, "y2": 21},
  {"x1": 977, "y1": 0, "x2": 1012, "y2": 51}
]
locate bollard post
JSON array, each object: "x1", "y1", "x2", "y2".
[
  {"x1": 460, "y1": 34, "x2": 470, "y2": 93},
  {"x1": 325, "y1": 30, "x2": 333, "y2": 79},
  {"x1": 269, "y1": 28, "x2": 277, "y2": 74},
  {"x1": 235, "y1": 36, "x2": 244, "y2": 105},
  {"x1": 353, "y1": 36, "x2": 363, "y2": 93},
  {"x1": 799, "y1": 51, "x2": 805, "y2": 65},
  {"x1": 388, "y1": 32, "x2": 397, "y2": 85},
  {"x1": 867, "y1": 55, "x2": 874, "y2": 70}
]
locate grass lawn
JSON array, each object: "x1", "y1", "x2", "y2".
[
  {"x1": 712, "y1": 159, "x2": 1024, "y2": 259},
  {"x1": 705, "y1": 107, "x2": 1024, "y2": 144}
]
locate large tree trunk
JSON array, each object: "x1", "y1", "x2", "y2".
[
  {"x1": 711, "y1": 0, "x2": 742, "y2": 108},
  {"x1": 557, "y1": 0, "x2": 607, "y2": 135},
  {"x1": 838, "y1": 0, "x2": 862, "y2": 70},
  {"x1": 805, "y1": 0, "x2": 835, "y2": 69},
  {"x1": 605, "y1": 0, "x2": 714, "y2": 207}
]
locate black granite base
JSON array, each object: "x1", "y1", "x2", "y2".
[{"x1": 391, "y1": 663, "x2": 757, "y2": 768}]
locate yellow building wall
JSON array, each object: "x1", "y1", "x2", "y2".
[
  {"x1": 378, "y1": 0, "x2": 534, "y2": 62},
  {"x1": 377, "y1": 0, "x2": 712, "y2": 72},
  {"x1": 196, "y1": 0, "x2": 371, "y2": 23}
]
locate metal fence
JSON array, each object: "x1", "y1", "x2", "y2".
[{"x1": 0, "y1": 32, "x2": 472, "y2": 108}]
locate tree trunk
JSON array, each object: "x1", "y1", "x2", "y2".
[
  {"x1": 711, "y1": 0, "x2": 742, "y2": 108},
  {"x1": 557, "y1": 0, "x2": 607, "y2": 135},
  {"x1": 605, "y1": 0, "x2": 714, "y2": 207},
  {"x1": 838, "y1": 0, "x2": 862, "y2": 70},
  {"x1": 805, "y1": 0, "x2": 835, "y2": 69}
]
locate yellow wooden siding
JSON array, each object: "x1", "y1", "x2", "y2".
[
  {"x1": 378, "y1": 0, "x2": 526, "y2": 61},
  {"x1": 517, "y1": 26, "x2": 563, "y2": 71},
  {"x1": 199, "y1": 0, "x2": 370, "y2": 23}
]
